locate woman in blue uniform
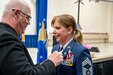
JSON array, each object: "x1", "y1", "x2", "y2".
[{"x1": 51, "y1": 14, "x2": 93, "y2": 75}]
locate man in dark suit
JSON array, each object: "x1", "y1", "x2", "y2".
[{"x1": 0, "y1": 0, "x2": 63, "y2": 75}]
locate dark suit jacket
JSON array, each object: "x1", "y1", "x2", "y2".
[{"x1": 0, "y1": 22, "x2": 55, "y2": 75}]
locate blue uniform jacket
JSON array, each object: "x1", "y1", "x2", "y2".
[{"x1": 52, "y1": 39, "x2": 93, "y2": 75}]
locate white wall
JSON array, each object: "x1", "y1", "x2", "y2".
[
  {"x1": 47, "y1": 0, "x2": 113, "y2": 42},
  {"x1": 109, "y1": 3, "x2": 113, "y2": 42},
  {"x1": 0, "y1": 0, "x2": 113, "y2": 42},
  {"x1": 0, "y1": 0, "x2": 8, "y2": 20},
  {"x1": 106, "y1": 2, "x2": 113, "y2": 42},
  {"x1": 47, "y1": 0, "x2": 108, "y2": 33},
  {"x1": 24, "y1": 0, "x2": 36, "y2": 34}
]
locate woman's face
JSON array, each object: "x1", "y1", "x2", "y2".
[{"x1": 52, "y1": 20, "x2": 71, "y2": 44}]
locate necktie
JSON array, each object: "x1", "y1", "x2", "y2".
[{"x1": 59, "y1": 47, "x2": 63, "y2": 52}]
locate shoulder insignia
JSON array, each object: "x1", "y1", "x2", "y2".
[{"x1": 82, "y1": 58, "x2": 93, "y2": 75}]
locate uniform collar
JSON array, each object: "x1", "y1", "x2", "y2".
[
  {"x1": 62, "y1": 38, "x2": 76, "y2": 58},
  {"x1": 62, "y1": 38, "x2": 73, "y2": 50}
]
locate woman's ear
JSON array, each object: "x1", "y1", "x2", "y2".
[{"x1": 67, "y1": 27, "x2": 73, "y2": 34}]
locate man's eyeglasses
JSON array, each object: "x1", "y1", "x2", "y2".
[{"x1": 12, "y1": 9, "x2": 31, "y2": 21}]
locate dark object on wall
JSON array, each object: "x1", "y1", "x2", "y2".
[
  {"x1": 89, "y1": 47, "x2": 100, "y2": 52},
  {"x1": 74, "y1": 0, "x2": 84, "y2": 30},
  {"x1": 53, "y1": 35, "x2": 59, "y2": 47}
]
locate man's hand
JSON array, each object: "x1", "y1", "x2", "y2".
[{"x1": 48, "y1": 51, "x2": 63, "y2": 67}]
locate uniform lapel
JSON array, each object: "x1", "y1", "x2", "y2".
[
  {"x1": 52, "y1": 44, "x2": 60, "y2": 52},
  {"x1": 62, "y1": 39, "x2": 76, "y2": 58}
]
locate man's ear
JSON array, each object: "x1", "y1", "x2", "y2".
[
  {"x1": 12, "y1": 9, "x2": 20, "y2": 19},
  {"x1": 12, "y1": 9, "x2": 19, "y2": 16},
  {"x1": 14, "y1": 9, "x2": 20, "y2": 15}
]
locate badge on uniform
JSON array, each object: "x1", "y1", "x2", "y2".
[{"x1": 62, "y1": 50, "x2": 74, "y2": 66}]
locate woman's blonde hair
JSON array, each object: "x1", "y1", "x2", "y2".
[
  {"x1": 51, "y1": 14, "x2": 76, "y2": 34},
  {"x1": 75, "y1": 29, "x2": 84, "y2": 45},
  {"x1": 51, "y1": 14, "x2": 83, "y2": 44}
]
